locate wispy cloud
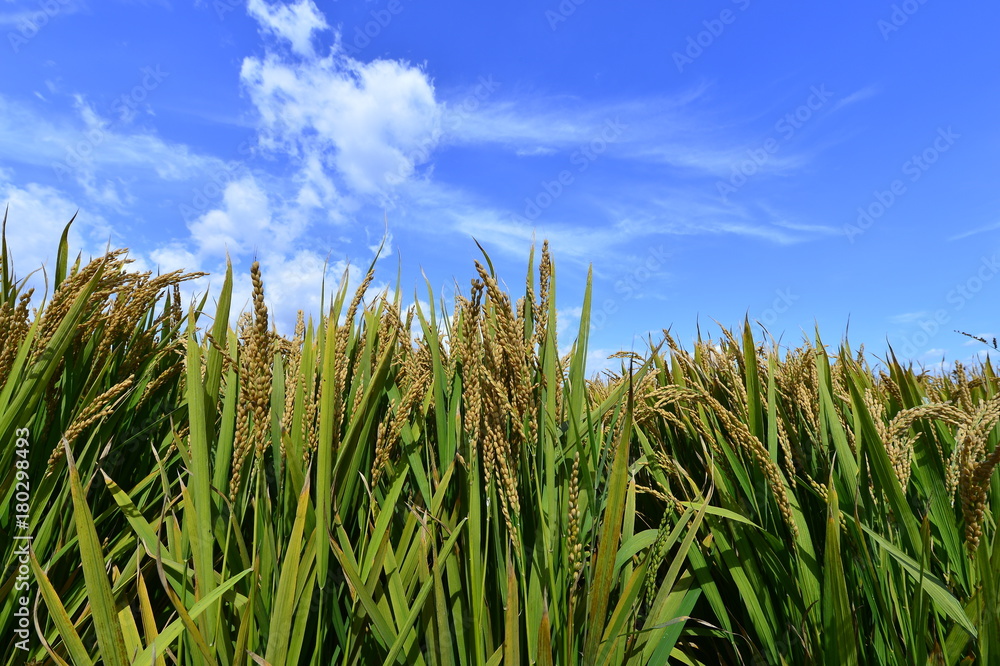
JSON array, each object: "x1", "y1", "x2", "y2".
[
  {"x1": 246, "y1": 0, "x2": 328, "y2": 57},
  {"x1": 444, "y1": 92, "x2": 754, "y2": 175},
  {"x1": 444, "y1": 86, "x2": 843, "y2": 185},
  {"x1": 514, "y1": 146, "x2": 557, "y2": 157},
  {"x1": 888, "y1": 311, "x2": 929, "y2": 325},
  {"x1": 0, "y1": 94, "x2": 225, "y2": 200},
  {"x1": 0, "y1": 0, "x2": 84, "y2": 29},
  {"x1": 830, "y1": 85, "x2": 880, "y2": 113},
  {"x1": 949, "y1": 221, "x2": 1000, "y2": 241}
]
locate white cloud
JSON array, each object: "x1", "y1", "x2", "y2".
[
  {"x1": 384, "y1": 172, "x2": 831, "y2": 282},
  {"x1": 597, "y1": 193, "x2": 830, "y2": 246},
  {"x1": 257, "y1": 249, "x2": 351, "y2": 333},
  {"x1": 441, "y1": 88, "x2": 790, "y2": 177},
  {"x1": 435, "y1": 89, "x2": 834, "y2": 188},
  {"x1": 830, "y1": 86, "x2": 880, "y2": 114},
  {"x1": 246, "y1": 0, "x2": 328, "y2": 57},
  {"x1": 149, "y1": 242, "x2": 198, "y2": 273},
  {"x1": 147, "y1": 171, "x2": 379, "y2": 334},
  {"x1": 556, "y1": 306, "x2": 583, "y2": 338},
  {"x1": 451, "y1": 211, "x2": 632, "y2": 262},
  {"x1": 235, "y1": 2, "x2": 835, "y2": 263},
  {"x1": 888, "y1": 311, "x2": 929, "y2": 325},
  {"x1": 515, "y1": 146, "x2": 558, "y2": 157},
  {"x1": 0, "y1": 176, "x2": 113, "y2": 292},
  {"x1": 130, "y1": 3, "x2": 440, "y2": 331},
  {"x1": 949, "y1": 221, "x2": 1000, "y2": 241},
  {"x1": 586, "y1": 348, "x2": 623, "y2": 379},
  {"x1": 769, "y1": 219, "x2": 840, "y2": 236},
  {"x1": 0, "y1": 94, "x2": 225, "y2": 205},
  {"x1": 445, "y1": 99, "x2": 598, "y2": 149},
  {"x1": 0, "y1": 0, "x2": 84, "y2": 30},
  {"x1": 240, "y1": 48, "x2": 441, "y2": 196},
  {"x1": 187, "y1": 176, "x2": 274, "y2": 259}
]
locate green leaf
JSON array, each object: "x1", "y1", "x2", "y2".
[
  {"x1": 822, "y1": 482, "x2": 857, "y2": 666},
  {"x1": 862, "y1": 525, "x2": 978, "y2": 639},
  {"x1": 64, "y1": 439, "x2": 129, "y2": 666},
  {"x1": 55, "y1": 212, "x2": 77, "y2": 291},
  {"x1": 583, "y1": 373, "x2": 633, "y2": 662},
  {"x1": 131, "y1": 568, "x2": 252, "y2": 665},
  {"x1": 30, "y1": 550, "x2": 95, "y2": 666},
  {"x1": 183, "y1": 313, "x2": 218, "y2": 641},
  {"x1": 265, "y1": 476, "x2": 312, "y2": 666}
]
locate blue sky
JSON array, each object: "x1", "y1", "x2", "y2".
[{"x1": 1, "y1": 0, "x2": 999, "y2": 374}]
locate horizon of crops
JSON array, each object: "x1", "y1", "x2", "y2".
[{"x1": 1, "y1": 215, "x2": 999, "y2": 665}]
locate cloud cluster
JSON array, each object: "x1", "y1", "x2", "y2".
[
  {"x1": 0, "y1": 174, "x2": 113, "y2": 291},
  {"x1": 240, "y1": 47, "x2": 441, "y2": 196},
  {"x1": 135, "y1": 1, "x2": 440, "y2": 329},
  {"x1": 1, "y1": 0, "x2": 867, "y2": 343},
  {"x1": 246, "y1": 0, "x2": 328, "y2": 57}
]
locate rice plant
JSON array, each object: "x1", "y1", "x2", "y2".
[{"x1": 1, "y1": 215, "x2": 997, "y2": 665}]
